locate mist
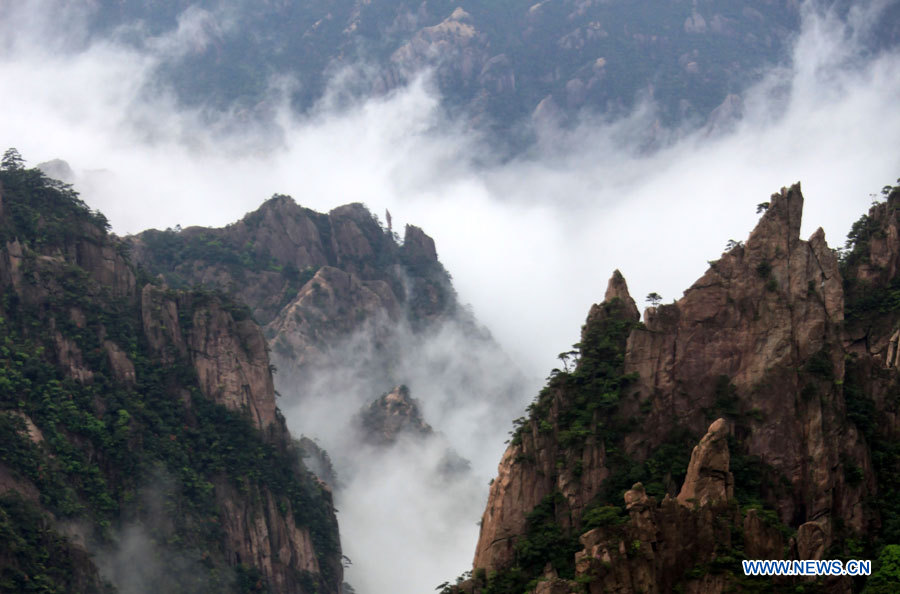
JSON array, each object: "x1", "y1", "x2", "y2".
[
  {"x1": 2, "y1": 1, "x2": 900, "y2": 592},
  {"x1": 274, "y1": 313, "x2": 531, "y2": 592}
]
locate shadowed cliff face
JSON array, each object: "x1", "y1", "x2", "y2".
[
  {"x1": 463, "y1": 183, "x2": 888, "y2": 593},
  {"x1": 0, "y1": 166, "x2": 341, "y2": 593}
]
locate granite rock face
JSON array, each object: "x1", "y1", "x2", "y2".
[
  {"x1": 676, "y1": 418, "x2": 733, "y2": 507},
  {"x1": 467, "y1": 184, "x2": 881, "y2": 592},
  {"x1": 471, "y1": 425, "x2": 787, "y2": 594},
  {"x1": 621, "y1": 184, "x2": 865, "y2": 537}
]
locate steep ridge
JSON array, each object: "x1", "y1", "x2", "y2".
[
  {"x1": 130, "y1": 195, "x2": 466, "y2": 382},
  {"x1": 839, "y1": 181, "x2": 900, "y2": 552},
  {"x1": 130, "y1": 195, "x2": 452, "y2": 327},
  {"x1": 451, "y1": 182, "x2": 900, "y2": 593},
  {"x1": 0, "y1": 157, "x2": 340, "y2": 592}
]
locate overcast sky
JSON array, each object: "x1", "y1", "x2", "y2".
[{"x1": 2, "y1": 1, "x2": 900, "y2": 591}]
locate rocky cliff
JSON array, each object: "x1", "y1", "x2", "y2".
[
  {"x1": 0, "y1": 161, "x2": 341, "y2": 592},
  {"x1": 455, "y1": 182, "x2": 900, "y2": 593},
  {"x1": 131, "y1": 195, "x2": 451, "y2": 325},
  {"x1": 130, "y1": 195, "x2": 460, "y2": 380}
]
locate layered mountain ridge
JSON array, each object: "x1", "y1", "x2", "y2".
[
  {"x1": 448, "y1": 182, "x2": 900, "y2": 593},
  {"x1": 84, "y1": 0, "x2": 896, "y2": 149},
  {"x1": 0, "y1": 158, "x2": 341, "y2": 592}
]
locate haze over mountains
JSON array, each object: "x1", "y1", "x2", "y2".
[
  {"x1": 87, "y1": 0, "x2": 806, "y2": 142},
  {"x1": 1, "y1": 0, "x2": 900, "y2": 593},
  {"x1": 0, "y1": 0, "x2": 897, "y2": 377}
]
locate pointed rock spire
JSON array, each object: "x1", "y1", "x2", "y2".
[
  {"x1": 603, "y1": 269, "x2": 640, "y2": 321},
  {"x1": 677, "y1": 418, "x2": 734, "y2": 507},
  {"x1": 746, "y1": 183, "x2": 804, "y2": 257}
]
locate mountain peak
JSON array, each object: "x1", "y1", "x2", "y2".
[
  {"x1": 402, "y1": 224, "x2": 438, "y2": 263},
  {"x1": 603, "y1": 269, "x2": 640, "y2": 321},
  {"x1": 746, "y1": 182, "x2": 803, "y2": 255}
]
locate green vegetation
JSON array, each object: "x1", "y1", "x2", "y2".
[
  {"x1": 844, "y1": 358, "x2": 900, "y2": 548},
  {"x1": 709, "y1": 375, "x2": 739, "y2": 419},
  {"x1": 135, "y1": 227, "x2": 297, "y2": 291},
  {"x1": 514, "y1": 493, "x2": 580, "y2": 580},
  {"x1": 581, "y1": 504, "x2": 627, "y2": 532},
  {"x1": 512, "y1": 296, "x2": 641, "y2": 449},
  {"x1": 134, "y1": 193, "x2": 456, "y2": 331},
  {"x1": 804, "y1": 348, "x2": 835, "y2": 380},
  {"x1": 488, "y1": 298, "x2": 641, "y2": 590},
  {"x1": 494, "y1": 303, "x2": 794, "y2": 593},
  {"x1": 599, "y1": 428, "x2": 695, "y2": 503},
  {"x1": 0, "y1": 148, "x2": 110, "y2": 247},
  {"x1": 840, "y1": 179, "x2": 900, "y2": 273},
  {"x1": 836, "y1": 180, "x2": 900, "y2": 590},
  {"x1": 865, "y1": 545, "x2": 900, "y2": 593},
  {"x1": 0, "y1": 156, "x2": 339, "y2": 592},
  {"x1": 0, "y1": 492, "x2": 112, "y2": 593}
]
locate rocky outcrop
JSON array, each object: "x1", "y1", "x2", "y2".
[
  {"x1": 846, "y1": 189, "x2": 900, "y2": 289},
  {"x1": 298, "y1": 436, "x2": 338, "y2": 488},
  {"x1": 141, "y1": 284, "x2": 186, "y2": 363},
  {"x1": 188, "y1": 299, "x2": 279, "y2": 433},
  {"x1": 86, "y1": 0, "x2": 829, "y2": 149},
  {"x1": 104, "y1": 340, "x2": 136, "y2": 385},
  {"x1": 589, "y1": 268, "x2": 640, "y2": 324},
  {"x1": 139, "y1": 285, "x2": 279, "y2": 433},
  {"x1": 469, "y1": 184, "x2": 877, "y2": 591},
  {"x1": 356, "y1": 385, "x2": 434, "y2": 446},
  {"x1": 389, "y1": 7, "x2": 488, "y2": 86},
  {"x1": 676, "y1": 418, "x2": 733, "y2": 507},
  {"x1": 463, "y1": 422, "x2": 788, "y2": 594},
  {"x1": 402, "y1": 224, "x2": 438, "y2": 265},
  {"x1": 842, "y1": 186, "x2": 900, "y2": 368},
  {"x1": 72, "y1": 226, "x2": 136, "y2": 299},
  {"x1": 473, "y1": 272, "x2": 639, "y2": 572},
  {"x1": 571, "y1": 486, "x2": 743, "y2": 594},
  {"x1": 623, "y1": 184, "x2": 866, "y2": 534},
  {"x1": 131, "y1": 196, "x2": 451, "y2": 328},
  {"x1": 216, "y1": 479, "x2": 325, "y2": 592},
  {"x1": 266, "y1": 265, "x2": 400, "y2": 367},
  {"x1": 52, "y1": 329, "x2": 94, "y2": 383}
]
